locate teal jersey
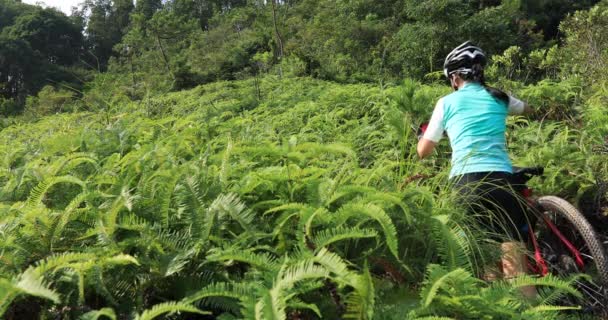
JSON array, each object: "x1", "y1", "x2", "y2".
[{"x1": 423, "y1": 82, "x2": 525, "y2": 178}]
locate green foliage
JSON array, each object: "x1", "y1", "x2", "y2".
[
  {"x1": 25, "y1": 85, "x2": 77, "y2": 117},
  {"x1": 0, "y1": 2, "x2": 85, "y2": 112},
  {"x1": 1, "y1": 73, "x2": 603, "y2": 318},
  {"x1": 3, "y1": 1, "x2": 608, "y2": 318},
  {"x1": 408, "y1": 264, "x2": 583, "y2": 319}
]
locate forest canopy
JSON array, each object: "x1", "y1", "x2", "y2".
[{"x1": 0, "y1": 0, "x2": 603, "y2": 114}]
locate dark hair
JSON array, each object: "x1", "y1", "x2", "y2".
[{"x1": 457, "y1": 63, "x2": 509, "y2": 104}]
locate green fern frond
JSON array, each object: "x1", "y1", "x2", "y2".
[
  {"x1": 100, "y1": 185, "x2": 138, "y2": 238},
  {"x1": 287, "y1": 299, "x2": 322, "y2": 318},
  {"x1": 264, "y1": 203, "x2": 309, "y2": 215},
  {"x1": 0, "y1": 268, "x2": 60, "y2": 316},
  {"x1": 49, "y1": 191, "x2": 92, "y2": 249},
  {"x1": 219, "y1": 138, "x2": 233, "y2": 186},
  {"x1": 430, "y1": 215, "x2": 473, "y2": 270},
  {"x1": 206, "y1": 249, "x2": 279, "y2": 271},
  {"x1": 50, "y1": 153, "x2": 99, "y2": 176},
  {"x1": 523, "y1": 304, "x2": 581, "y2": 314},
  {"x1": 26, "y1": 175, "x2": 86, "y2": 207},
  {"x1": 78, "y1": 307, "x2": 116, "y2": 320},
  {"x1": 158, "y1": 250, "x2": 194, "y2": 277},
  {"x1": 260, "y1": 260, "x2": 329, "y2": 320},
  {"x1": 31, "y1": 252, "x2": 96, "y2": 276},
  {"x1": 419, "y1": 264, "x2": 479, "y2": 308},
  {"x1": 183, "y1": 282, "x2": 254, "y2": 304},
  {"x1": 151, "y1": 169, "x2": 182, "y2": 227},
  {"x1": 325, "y1": 185, "x2": 378, "y2": 205},
  {"x1": 342, "y1": 263, "x2": 374, "y2": 320},
  {"x1": 313, "y1": 247, "x2": 352, "y2": 280},
  {"x1": 359, "y1": 192, "x2": 413, "y2": 224},
  {"x1": 135, "y1": 301, "x2": 209, "y2": 320},
  {"x1": 104, "y1": 254, "x2": 140, "y2": 267},
  {"x1": 296, "y1": 143, "x2": 357, "y2": 160},
  {"x1": 312, "y1": 226, "x2": 377, "y2": 251},
  {"x1": 209, "y1": 193, "x2": 254, "y2": 232},
  {"x1": 493, "y1": 273, "x2": 583, "y2": 302},
  {"x1": 334, "y1": 202, "x2": 399, "y2": 259}
]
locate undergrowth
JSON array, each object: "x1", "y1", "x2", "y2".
[{"x1": 0, "y1": 76, "x2": 606, "y2": 319}]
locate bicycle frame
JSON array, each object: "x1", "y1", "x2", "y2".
[{"x1": 521, "y1": 186, "x2": 585, "y2": 276}]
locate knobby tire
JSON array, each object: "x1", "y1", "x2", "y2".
[{"x1": 536, "y1": 195, "x2": 608, "y2": 285}]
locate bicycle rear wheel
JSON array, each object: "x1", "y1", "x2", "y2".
[
  {"x1": 535, "y1": 196, "x2": 608, "y2": 284},
  {"x1": 534, "y1": 196, "x2": 608, "y2": 314}
]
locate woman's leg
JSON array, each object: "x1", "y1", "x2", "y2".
[
  {"x1": 454, "y1": 172, "x2": 536, "y2": 297},
  {"x1": 501, "y1": 241, "x2": 537, "y2": 298}
]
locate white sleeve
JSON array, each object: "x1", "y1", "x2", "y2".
[
  {"x1": 423, "y1": 98, "x2": 445, "y2": 142},
  {"x1": 508, "y1": 95, "x2": 525, "y2": 115}
]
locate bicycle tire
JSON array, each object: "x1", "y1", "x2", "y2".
[{"x1": 536, "y1": 195, "x2": 608, "y2": 285}]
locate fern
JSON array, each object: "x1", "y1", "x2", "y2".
[
  {"x1": 26, "y1": 175, "x2": 86, "y2": 208},
  {"x1": 260, "y1": 260, "x2": 329, "y2": 320},
  {"x1": 312, "y1": 226, "x2": 377, "y2": 252},
  {"x1": 206, "y1": 248, "x2": 279, "y2": 271},
  {"x1": 208, "y1": 193, "x2": 255, "y2": 233},
  {"x1": 419, "y1": 264, "x2": 479, "y2": 308},
  {"x1": 183, "y1": 282, "x2": 254, "y2": 304},
  {"x1": 334, "y1": 202, "x2": 399, "y2": 259},
  {"x1": 135, "y1": 301, "x2": 209, "y2": 320},
  {"x1": 79, "y1": 308, "x2": 117, "y2": 320},
  {"x1": 430, "y1": 215, "x2": 473, "y2": 271},
  {"x1": 0, "y1": 268, "x2": 60, "y2": 316},
  {"x1": 342, "y1": 264, "x2": 375, "y2": 320}
]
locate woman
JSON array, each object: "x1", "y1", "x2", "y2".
[{"x1": 417, "y1": 41, "x2": 535, "y2": 292}]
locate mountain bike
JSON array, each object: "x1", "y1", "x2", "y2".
[{"x1": 512, "y1": 166, "x2": 608, "y2": 312}]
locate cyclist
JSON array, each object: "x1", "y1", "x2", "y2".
[{"x1": 417, "y1": 41, "x2": 535, "y2": 293}]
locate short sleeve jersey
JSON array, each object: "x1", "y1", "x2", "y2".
[{"x1": 423, "y1": 82, "x2": 525, "y2": 178}]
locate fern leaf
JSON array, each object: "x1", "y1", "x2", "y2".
[
  {"x1": 524, "y1": 304, "x2": 581, "y2": 314},
  {"x1": 261, "y1": 260, "x2": 329, "y2": 320},
  {"x1": 343, "y1": 263, "x2": 375, "y2": 320},
  {"x1": 335, "y1": 203, "x2": 399, "y2": 259},
  {"x1": 206, "y1": 249, "x2": 279, "y2": 271},
  {"x1": 183, "y1": 282, "x2": 254, "y2": 304},
  {"x1": 0, "y1": 268, "x2": 60, "y2": 316},
  {"x1": 430, "y1": 215, "x2": 473, "y2": 270},
  {"x1": 209, "y1": 193, "x2": 254, "y2": 232},
  {"x1": 312, "y1": 226, "x2": 377, "y2": 251},
  {"x1": 287, "y1": 299, "x2": 322, "y2": 318},
  {"x1": 420, "y1": 264, "x2": 478, "y2": 308},
  {"x1": 27, "y1": 175, "x2": 86, "y2": 207},
  {"x1": 219, "y1": 138, "x2": 233, "y2": 186},
  {"x1": 79, "y1": 308, "x2": 116, "y2": 320},
  {"x1": 500, "y1": 273, "x2": 583, "y2": 302},
  {"x1": 31, "y1": 252, "x2": 96, "y2": 276},
  {"x1": 135, "y1": 301, "x2": 209, "y2": 320}
]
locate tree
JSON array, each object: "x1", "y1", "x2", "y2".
[
  {"x1": 83, "y1": 0, "x2": 134, "y2": 70},
  {"x1": 0, "y1": 5, "x2": 84, "y2": 113}
]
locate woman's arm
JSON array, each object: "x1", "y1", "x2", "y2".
[
  {"x1": 417, "y1": 138, "x2": 437, "y2": 158},
  {"x1": 417, "y1": 98, "x2": 444, "y2": 159},
  {"x1": 508, "y1": 96, "x2": 532, "y2": 115}
]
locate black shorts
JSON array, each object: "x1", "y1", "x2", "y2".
[{"x1": 452, "y1": 171, "x2": 530, "y2": 240}]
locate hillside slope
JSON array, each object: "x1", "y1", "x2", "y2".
[{"x1": 1, "y1": 76, "x2": 607, "y2": 318}]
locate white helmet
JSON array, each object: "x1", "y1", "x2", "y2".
[{"x1": 443, "y1": 41, "x2": 486, "y2": 78}]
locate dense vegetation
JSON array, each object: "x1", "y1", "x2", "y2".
[{"x1": 1, "y1": 0, "x2": 608, "y2": 319}]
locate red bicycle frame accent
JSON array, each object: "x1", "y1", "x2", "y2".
[{"x1": 522, "y1": 187, "x2": 585, "y2": 275}]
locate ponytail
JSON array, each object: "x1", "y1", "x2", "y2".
[
  {"x1": 459, "y1": 63, "x2": 509, "y2": 105},
  {"x1": 483, "y1": 85, "x2": 509, "y2": 105}
]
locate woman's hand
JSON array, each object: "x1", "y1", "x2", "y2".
[{"x1": 417, "y1": 138, "x2": 436, "y2": 159}]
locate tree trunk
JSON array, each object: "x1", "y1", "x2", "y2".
[
  {"x1": 155, "y1": 34, "x2": 174, "y2": 80},
  {"x1": 271, "y1": 0, "x2": 284, "y2": 77}
]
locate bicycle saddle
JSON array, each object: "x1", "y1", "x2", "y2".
[{"x1": 512, "y1": 166, "x2": 544, "y2": 176}]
